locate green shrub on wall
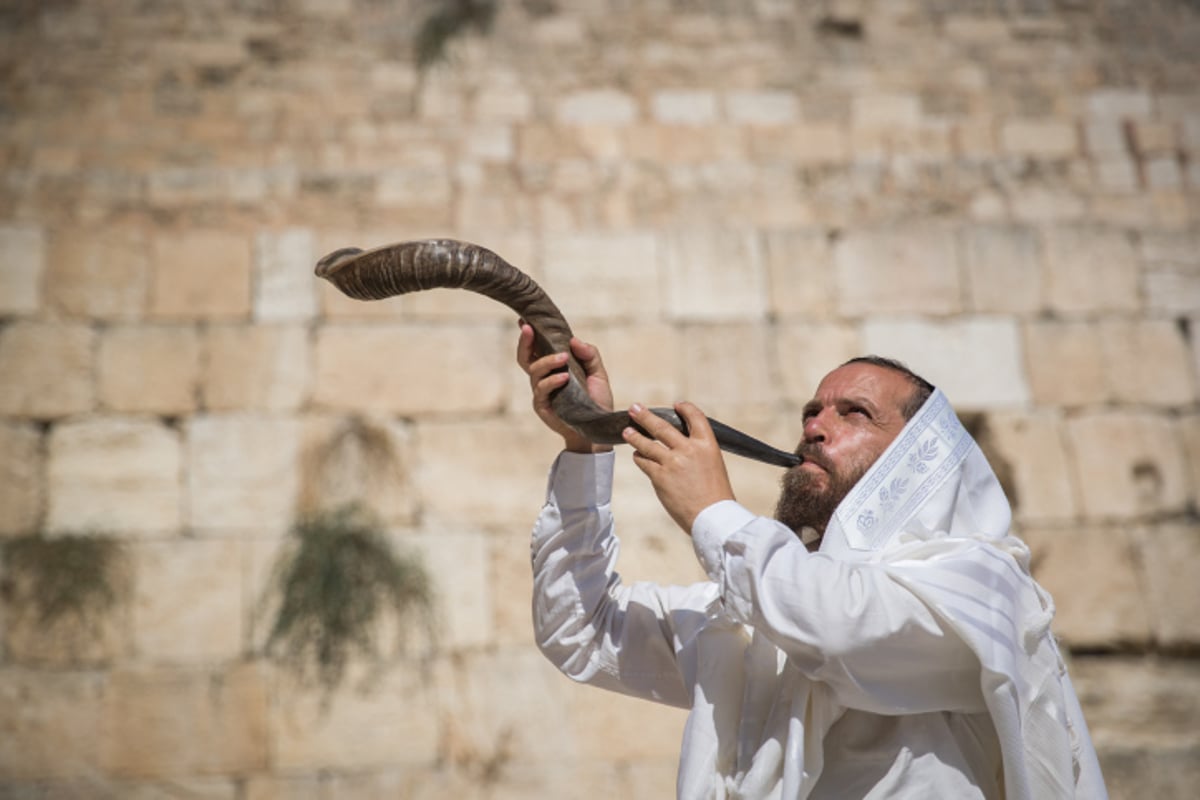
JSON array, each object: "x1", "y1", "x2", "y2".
[
  {"x1": 0, "y1": 533, "x2": 124, "y2": 628},
  {"x1": 264, "y1": 504, "x2": 434, "y2": 690}
]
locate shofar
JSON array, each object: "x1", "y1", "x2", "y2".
[{"x1": 315, "y1": 238, "x2": 801, "y2": 469}]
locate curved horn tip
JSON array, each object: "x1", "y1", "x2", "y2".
[{"x1": 315, "y1": 247, "x2": 365, "y2": 278}]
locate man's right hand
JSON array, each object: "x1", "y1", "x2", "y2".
[{"x1": 517, "y1": 322, "x2": 614, "y2": 454}]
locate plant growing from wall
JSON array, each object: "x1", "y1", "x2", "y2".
[
  {"x1": 0, "y1": 533, "x2": 124, "y2": 628},
  {"x1": 264, "y1": 504, "x2": 434, "y2": 691},
  {"x1": 414, "y1": 0, "x2": 498, "y2": 71}
]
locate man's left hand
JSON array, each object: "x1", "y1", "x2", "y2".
[{"x1": 624, "y1": 402, "x2": 735, "y2": 535}]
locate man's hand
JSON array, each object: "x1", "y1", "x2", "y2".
[
  {"x1": 517, "y1": 322, "x2": 614, "y2": 454},
  {"x1": 623, "y1": 402, "x2": 735, "y2": 535}
]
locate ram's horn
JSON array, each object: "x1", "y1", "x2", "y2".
[{"x1": 316, "y1": 238, "x2": 800, "y2": 468}]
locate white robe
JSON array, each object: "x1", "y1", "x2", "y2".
[{"x1": 531, "y1": 389, "x2": 1106, "y2": 799}]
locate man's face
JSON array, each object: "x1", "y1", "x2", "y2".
[{"x1": 775, "y1": 363, "x2": 915, "y2": 538}]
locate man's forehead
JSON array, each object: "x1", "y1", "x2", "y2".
[{"x1": 810, "y1": 362, "x2": 912, "y2": 405}]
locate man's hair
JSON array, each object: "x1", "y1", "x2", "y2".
[{"x1": 840, "y1": 355, "x2": 935, "y2": 420}]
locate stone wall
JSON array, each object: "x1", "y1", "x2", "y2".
[{"x1": 1, "y1": 0, "x2": 1198, "y2": 796}]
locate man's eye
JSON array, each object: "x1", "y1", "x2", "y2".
[{"x1": 849, "y1": 406, "x2": 869, "y2": 417}]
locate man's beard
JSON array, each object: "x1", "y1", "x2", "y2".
[{"x1": 774, "y1": 445, "x2": 874, "y2": 541}]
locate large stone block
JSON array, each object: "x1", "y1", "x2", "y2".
[
  {"x1": 1041, "y1": 227, "x2": 1139, "y2": 314},
  {"x1": 297, "y1": 413, "x2": 418, "y2": 527},
  {"x1": 406, "y1": 530, "x2": 490, "y2": 650},
  {"x1": 98, "y1": 324, "x2": 200, "y2": 414},
  {"x1": 984, "y1": 411, "x2": 1078, "y2": 523},
  {"x1": 270, "y1": 659, "x2": 440, "y2": 770},
  {"x1": 850, "y1": 93, "x2": 920, "y2": 129},
  {"x1": 833, "y1": 226, "x2": 962, "y2": 316},
  {"x1": 861, "y1": 318, "x2": 1030, "y2": 409},
  {"x1": 202, "y1": 324, "x2": 309, "y2": 412},
  {"x1": 662, "y1": 229, "x2": 768, "y2": 320},
  {"x1": 774, "y1": 322, "x2": 861, "y2": 407},
  {"x1": 1184, "y1": 413, "x2": 1200, "y2": 505},
  {"x1": 186, "y1": 415, "x2": 302, "y2": 536},
  {"x1": 1068, "y1": 655, "x2": 1200, "y2": 749},
  {"x1": 724, "y1": 90, "x2": 799, "y2": 125},
  {"x1": 45, "y1": 227, "x2": 150, "y2": 320},
  {"x1": 1023, "y1": 320, "x2": 1106, "y2": 407},
  {"x1": 539, "y1": 231, "x2": 661, "y2": 322},
  {"x1": 1098, "y1": 319, "x2": 1195, "y2": 406},
  {"x1": 1066, "y1": 412, "x2": 1189, "y2": 519},
  {"x1": 132, "y1": 539, "x2": 244, "y2": 664},
  {"x1": 47, "y1": 418, "x2": 182, "y2": 535},
  {"x1": 550, "y1": 320, "x2": 680, "y2": 411},
  {"x1": 961, "y1": 225, "x2": 1042, "y2": 313},
  {"x1": 556, "y1": 90, "x2": 637, "y2": 125},
  {"x1": 413, "y1": 416, "x2": 561, "y2": 531},
  {"x1": 1021, "y1": 526, "x2": 1151, "y2": 648},
  {"x1": 104, "y1": 664, "x2": 268, "y2": 778},
  {"x1": 763, "y1": 228, "x2": 836, "y2": 319},
  {"x1": 999, "y1": 119, "x2": 1078, "y2": 158},
  {"x1": 679, "y1": 322, "x2": 779, "y2": 419},
  {"x1": 0, "y1": 669, "x2": 107, "y2": 779},
  {"x1": 651, "y1": 89, "x2": 718, "y2": 125},
  {"x1": 0, "y1": 420, "x2": 42, "y2": 536},
  {"x1": 149, "y1": 231, "x2": 252, "y2": 320},
  {"x1": 254, "y1": 228, "x2": 317, "y2": 322},
  {"x1": 1133, "y1": 522, "x2": 1200, "y2": 648},
  {"x1": 313, "y1": 323, "x2": 506, "y2": 415},
  {"x1": 0, "y1": 321, "x2": 95, "y2": 418},
  {"x1": 0, "y1": 223, "x2": 44, "y2": 315}
]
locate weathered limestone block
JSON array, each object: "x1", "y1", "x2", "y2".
[
  {"x1": 483, "y1": 761, "x2": 633, "y2": 800},
  {"x1": 1066, "y1": 412, "x2": 1189, "y2": 519},
  {"x1": 413, "y1": 416, "x2": 561, "y2": 531},
  {"x1": 202, "y1": 324, "x2": 309, "y2": 412},
  {"x1": 1083, "y1": 119, "x2": 1129, "y2": 156},
  {"x1": 1068, "y1": 655, "x2": 1200, "y2": 749},
  {"x1": 313, "y1": 323, "x2": 506, "y2": 415},
  {"x1": 568, "y1": 668, "x2": 689, "y2": 760},
  {"x1": 45, "y1": 227, "x2": 150, "y2": 320},
  {"x1": 47, "y1": 417, "x2": 182, "y2": 535},
  {"x1": 254, "y1": 228, "x2": 316, "y2": 322},
  {"x1": 0, "y1": 321, "x2": 95, "y2": 418},
  {"x1": 1023, "y1": 320, "x2": 1106, "y2": 407},
  {"x1": 861, "y1": 318, "x2": 1030, "y2": 409},
  {"x1": 1041, "y1": 227, "x2": 1139, "y2": 314},
  {"x1": 999, "y1": 120, "x2": 1078, "y2": 158},
  {"x1": 1133, "y1": 523, "x2": 1200, "y2": 648},
  {"x1": 724, "y1": 90, "x2": 799, "y2": 125},
  {"x1": 985, "y1": 411, "x2": 1078, "y2": 523},
  {"x1": 651, "y1": 89, "x2": 718, "y2": 125},
  {"x1": 186, "y1": 415, "x2": 301, "y2": 536},
  {"x1": 489, "y1": 534, "x2": 535, "y2": 647},
  {"x1": 407, "y1": 530, "x2": 490, "y2": 650},
  {"x1": 551, "y1": 319, "x2": 681, "y2": 410},
  {"x1": 375, "y1": 165, "x2": 452, "y2": 211},
  {"x1": 270, "y1": 659, "x2": 440, "y2": 770},
  {"x1": 297, "y1": 413, "x2": 417, "y2": 527},
  {"x1": 763, "y1": 228, "x2": 836, "y2": 319},
  {"x1": 132, "y1": 539, "x2": 244, "y2": 664},
  {"x1": 662, "y1": 229, "x2": 768, "y2": 320},
  {"x1": 961, "y1": 225, "x2": 1042, "y2": 313},
  {"x1": 105, "y1": 664, "x2": 268, "y2": 778},
  {"x1": 1021, "y1": 526, "x2": 1151, "y2": 648},
  {"x1": 1086, "y1": 89, "x2": 1154, "y2": 118},
  {"x1": 244, "y1": 774, "x2": 325, "y2": 800},
  {"x1": 1184, "y1": 413, "x2": 1200, "y2": 504},
  {"x1": 0, "y1": 669, "x2": 107, "y2": 779},
  {"x1": 1098, "y1": 319, "x2": 1195, "y2": 406},
  {"x1": 0, "y1": 223, "x2": 44, "y2": 315},
  {"x1": 679, "y1": 322, "x2": 779, "y2": 419},
  {"x1": 98, "y1": 324, "x2": 200, "y2": 414},
  {"x1": 834, "y1": 226, "x2": 961, "y2": 316},
  {"x1": 850, "y1": 92, "x2": 920, "y2": 129},
  {"x1": 445, "y1": 649, "x2": 578, "y2": 765},
  {"x1": 539, "y1": 231, "x2": 661, "y2": 321},
  {"x1": 0, "y1": 420, "x2": 42, "y2": 536},
  {"x1": 750, "y1": 123, "x2": 849, "y2": 165},
  {"x1": 556, "y1": 89, "x2": 637, "y2": 125},
  {"x1": 149, "y1": 231, "x2": 251, "y2": 320},
  {"x1": 1141, "y1": 232, "x2": 1200, "y2": 314},
  {"x1": 775, "y1": 322, "x2": 861, "y2": 406}
]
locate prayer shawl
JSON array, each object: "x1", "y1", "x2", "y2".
[{"x1": 810, "y1": 389, "x2": 1107, "y2": 798}]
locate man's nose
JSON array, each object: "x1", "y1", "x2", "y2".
[{"x1": 803, "y1": 411, "x2": 827, "y2": 443}]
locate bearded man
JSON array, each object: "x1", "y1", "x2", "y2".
[{"x1": 518, "y1": 326, "x2": 1106, "y2": 800}]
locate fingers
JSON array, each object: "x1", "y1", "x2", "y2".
[{"x1": 622, "y1": 403, "x2": 683, "y2": 458}]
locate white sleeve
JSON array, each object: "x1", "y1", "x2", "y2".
[
  {"x1": 531, "y1": 450, "x2": 716, "y2": 709},
  {"x1": 691, "y1": 500, "x2": 987, "y2": 715}
]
